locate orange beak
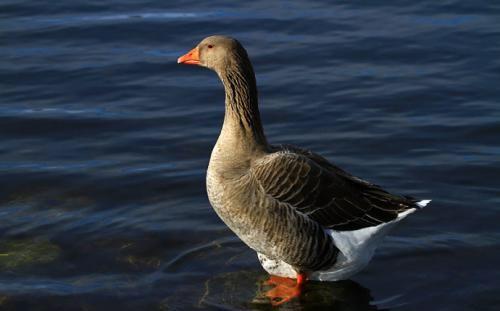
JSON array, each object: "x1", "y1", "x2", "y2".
[{"x1": 177, "y1": 47, "x2": 200, "y2": 65}]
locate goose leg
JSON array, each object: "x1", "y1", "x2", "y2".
[{"x1": 264, "y1": 273, "x2": 306, "y2": 306}]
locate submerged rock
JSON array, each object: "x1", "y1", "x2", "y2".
[
  {"x1": 0, "y1": 238, "x2": 61, "y2": 270},
  {"x1": 160, "y1": 269, "x2": 379, "y2": 310}
]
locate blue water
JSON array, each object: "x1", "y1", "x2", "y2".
[{"x1": 1, "y1": 1, "x2": 499, "y2": 310}]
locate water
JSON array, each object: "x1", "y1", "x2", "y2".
[{"x1": 1, "y1": 1, "x2": 499, "y2": 310}]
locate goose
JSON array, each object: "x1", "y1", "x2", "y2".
[{"x1": 178, "y1": 35, "x2": 430, "y2": 305}]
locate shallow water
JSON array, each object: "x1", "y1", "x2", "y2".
[{"x1": 1, "y1": 0, "x2": 499, "y2": 310}]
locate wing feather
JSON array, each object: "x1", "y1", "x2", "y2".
[{"x1": 251, "y1": 145, "x2": 419, "y2": 230}]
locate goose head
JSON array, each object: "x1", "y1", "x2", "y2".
[{"x1": 177, "y1": 35, "x2": 249, "y2": 72}]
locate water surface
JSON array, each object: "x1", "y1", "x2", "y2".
[{"x1": 1, "y1": 0, "x2": 499, "y2": 310}]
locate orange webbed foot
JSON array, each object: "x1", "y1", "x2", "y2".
[
  {"x1": 263, "y1": 273, "x2": 306, "y2": 306},
  {"x1": 264, "y1": 275, "x2": 297, "y2": 287}
]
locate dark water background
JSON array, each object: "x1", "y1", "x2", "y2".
[{"x1": 1, "y1": 1, "x2": 499, "y2": 310}]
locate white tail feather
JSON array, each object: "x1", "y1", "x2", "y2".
[
  {"x1": 315, "y1": 206, "x2": 422, "y2": 281},
  {"x1": 258, "y1": 200, "x2": 431, "y2": 282},
  {"x1": 416, "y1": 199, "x2": 431, "y2": 208}
]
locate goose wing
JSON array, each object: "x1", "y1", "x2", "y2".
[{"x1": 251, "y1": 145, "x2": 419, "y2": 231}]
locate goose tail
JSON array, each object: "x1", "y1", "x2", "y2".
[{"x1": 416, "y1": 199, "x2": 431, "y2": 208}]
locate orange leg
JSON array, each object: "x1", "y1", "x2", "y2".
[{"x1": 264, "y1": 273, "x2": 307, "y2": 306}]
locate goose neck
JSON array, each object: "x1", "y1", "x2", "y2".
[{"x1": 217, "y1": 62, "x2": 268, "y2": 154}]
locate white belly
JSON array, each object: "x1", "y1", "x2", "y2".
[
  {"x1": 257, "y1": 208, "x2": 418, "y2": 281},
  {"x1": 257, "y1": 246, "x2": 371, "y2": 281}
]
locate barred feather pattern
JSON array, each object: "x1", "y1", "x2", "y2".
[
  {"x1": 207, "y1": 167, "x2": 339, "y2": 272},
  {"x1": 252, "y1": 145, "x2": 420, "y2": 231},
  {"x1": 203, "y1": 36, "x2": 423, "y2": 275}
]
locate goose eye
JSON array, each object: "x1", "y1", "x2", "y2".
[{"x1": 207, "y1": 45, "x2": 213, "y2": 49}]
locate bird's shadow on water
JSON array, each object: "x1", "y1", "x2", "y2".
[{"x1": 166, "y1": 270, "x2": 385, "y2": 311}]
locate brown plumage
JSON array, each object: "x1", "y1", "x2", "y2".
[{"x1": 178, "y1": 35, "x2": 429, "y2": 282}]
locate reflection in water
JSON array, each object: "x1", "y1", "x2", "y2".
[
  {"x1": 195, "y1": 271, "x2": 382, "y2": 311},
  {"x1": 159, "y1": 237, "x2": 383, "y2": 309}
]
